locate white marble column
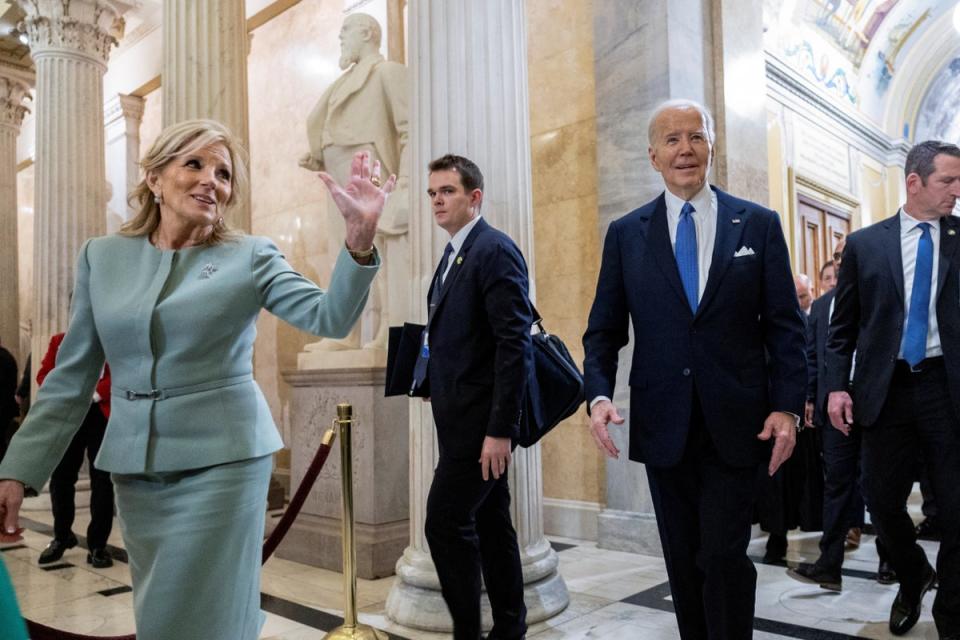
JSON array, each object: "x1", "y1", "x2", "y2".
[
  {"x1": 385, "y1": 1, "x2": 568, "y2": 631},
  {"x1": 18, "y1": 0, "x2": 123, "y2": 382},
  {"x1": 104, "y1": 93, "x2": 144, "y2": 232},
  {"x1": 162, "y1": 0, "x2": 250, "y2": 231},
  {"x1": 0, "y1": 63, "x2": 33, "y2": 363}
]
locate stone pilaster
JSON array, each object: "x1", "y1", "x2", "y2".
[
  {"x1": 162, "y1": 0, "x2": 250, "y2": 231},
  {"x1": 17, "y1": 0, "x2": 123, "y2": 382},
  {"x1": 0, "y1": 63, "x2": 33, "y2": 363},
  {"x1": 592, "y1": 0, "x2": 769, "y2": 554},
  {"x1": 384, "y1": 0, "x2": 568, "y2": 632},
  {"x1": 104, "y1": 93, "x2": 144, "y2": 232}
]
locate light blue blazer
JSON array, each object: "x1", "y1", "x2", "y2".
[{"x1": 0, "y1": 234, "x2": 378, "y2": 489}]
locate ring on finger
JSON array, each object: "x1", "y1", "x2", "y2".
[{"x1": 370, "y1": 175, "x2": 382, "y2": 187}]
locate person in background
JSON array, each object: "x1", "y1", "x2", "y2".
[
  {"x1": 35, "y1": 332, "x2": 115, "y2": 568},
  {"x1": 794, "y1": 273, "x2": 813, "y2": 315},
  {"x1": 0, "y1": 342, "x2": 17, "y2": 463},
  {"x1": 819, "y1": 259, "x2": 837, "y2": 295}
]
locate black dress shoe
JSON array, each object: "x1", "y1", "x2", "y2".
[
  {"x1": 915, "y1": 517, "x2": 940, "y2": 541},
  {"x1": 763, "y1": 533, "x2": 788, "y2": 564},
  {"x1": 38, "y1": 535, "x2": 78, "y2": 565},
  {"x1": 87, "y1": 548, "x2": 114, "y2": 568},
  {"x1": 889, "y1": 562, "x2": 936, "y2": 635},
  {"x1": 786, "y1": 562, "x2": 842, "y2": 591},
  {"x1": 876, "y1": 560, "x2": 897, "y2": 585}
]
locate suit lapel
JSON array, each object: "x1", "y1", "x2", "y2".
[
  {"x1": 696, "y1": 189, "x2": 746, "y2": 317},
  {"x1": 938, "y1": 215, "x2": 960, "y2": 299},
  {"x1": 647, "y1": 195, "x2": 691, "y2": 311},
  {"x1": 328, "y1": 55, "x2": 382, "y2": 111},
  {"x1": 881, "y1": 214, "x2": 905, "y2": 305},
  {"x1": 431, "y1": 218, "x2": 488, "y2": 315}
]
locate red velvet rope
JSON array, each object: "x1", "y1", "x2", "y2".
[{"x1": 24, "y1": 438, "x2": 335, "y2": 640}]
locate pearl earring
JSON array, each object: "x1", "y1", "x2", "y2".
[{"x1": 153, "y1": 193, "x2": 162, "y2": 204}]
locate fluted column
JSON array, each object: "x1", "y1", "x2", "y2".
[
  {"x1": 18, "y1": 0, "x2": 123, "y2": 382},
  {"x1": 162, "y1": 0, "x2": 249, "y2": 231},
  {"x1": 0, "y1": 63, "x2": 33, "y2": 363},
  {"x1": 385, "y1": 1, "x2": 568, "y2": 631},
  {"x1": 104, "y1": 93, "x2": 144, "y2": 232}
]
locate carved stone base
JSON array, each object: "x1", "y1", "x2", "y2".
[
  {"x1": 385, "y1": 541, "x2": 569, "y2": 632},
  {"x1": 281, "y1": 513, "x2": 408, "y2": 579},
  {"x1": 279, "y1": 367, "x2": 409, "y2": 579},
  {"x1": 297, "y1": 345, "x2": 387, "y2": 370}
]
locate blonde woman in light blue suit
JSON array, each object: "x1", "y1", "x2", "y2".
[{"x1": 0, "y1": 119, "x2": 395, "y2": 640}]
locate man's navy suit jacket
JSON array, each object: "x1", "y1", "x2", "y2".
[
  {"x1": 824, "y1": 212, "x2": 960, "y2": 427},
  {"x1": 426, "y1": 217, "x2": 534, "y2": 461},
  {"x1": 806, "y1": 288, "x2": 836, "y2": 426},
  {"x1": 582, "y1": 187, "x2": 807, "y2": 469}
]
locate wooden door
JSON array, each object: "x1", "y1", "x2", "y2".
[{"x1": 797, "y1": 195, "x2": 851, "y2": 297}]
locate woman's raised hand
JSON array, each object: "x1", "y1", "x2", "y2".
[{"x1": 318, "y1": 151, "x2": 396, "y2": 252}]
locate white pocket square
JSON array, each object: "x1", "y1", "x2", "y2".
[{"x1": 733, "y1": 246, "x2": 755, "y2": 258}]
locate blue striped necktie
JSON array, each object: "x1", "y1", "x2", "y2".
[
  {"x1": 902, "y1": 222, "x2": 933, "y2": 367},
  {"x1": 676, "y1": 202, "x2": 698, "y2": 312}
]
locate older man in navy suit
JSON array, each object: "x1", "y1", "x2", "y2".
[
  {"x1": 413, "y1": 155, "x2": 531, "y2": 640},
  {"x1": 582, "y1": 99, "x2": 807, "y2": 639},
  {"x1": 826, "y1": 140, "x2": 960, "y2": 638}
]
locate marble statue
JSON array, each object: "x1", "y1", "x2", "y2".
[{"x1": 299, "y1": 13, "x2": 409, "y2": 357}]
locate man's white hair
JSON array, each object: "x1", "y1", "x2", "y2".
[{"x1": 647, "y1": 99, "x2": 716, "y2": 147}]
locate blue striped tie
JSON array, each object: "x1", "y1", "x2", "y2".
[
  {"x1": 676, "y1": 202, "x2": 698, "y2": 312},
  {"x1": 902, "y1": 222, "x2": 933, "y2": 367}
]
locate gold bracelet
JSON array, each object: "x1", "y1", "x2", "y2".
[{"x1": 345, "y1": 243, "x2": 376, "y2": 260}]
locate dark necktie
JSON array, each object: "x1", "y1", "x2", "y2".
[
  {"x1": 676, "y1": 202, "x2": 698, "y2": 312},
  {"x1": 902, "y1": 222, "x2": 933, "y2": 367},
  {"x1": 410, "y1": 243, "x2": 455, "y2": 392}
]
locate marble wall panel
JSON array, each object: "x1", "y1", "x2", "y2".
[
  {"x1": 527, "y1": 0, "x2": 603, "y2": 507},
  {"x1": 17, "y1": 165, "x2": 34, "y2": 364},
  {"x1": 138, "y1": 89, "x2": 161, "y2": 160}
]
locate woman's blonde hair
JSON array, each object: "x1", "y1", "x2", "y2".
[{"x1": 120, "y1": 119, "x2": 250, "y2": 245}]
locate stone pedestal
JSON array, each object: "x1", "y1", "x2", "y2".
[
  {"x1": 279, "y1": 367, "x2": 409, "y2": 579},
  {"x1": 0, "y1": 63, "x2": 32, "y2": 363},
  {"x1": 18, "y1": 0, "x2": 123, "y2": 377},
  {"x1": 385, "y1": 0, "x2": 568, "y2": 632},
  {"x1": 162, "y1": 0, "x2": 250, "y2": 231}
]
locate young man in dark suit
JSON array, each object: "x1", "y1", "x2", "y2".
[
  {"x1": 582, "y1": 99, "x2": 807, "y2": 639},
  {"x1": 826, "y1": 140, "x2": 960, "y2": 638},
  {"x1": 412, "y1": 155, "x2": 530, "y2": 640}
]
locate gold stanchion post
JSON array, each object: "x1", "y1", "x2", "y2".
[{"x1": 323, "y1": 403, "x2": 387, "y2": 640}]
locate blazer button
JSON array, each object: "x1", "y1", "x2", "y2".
[{"x1": 682, "y1": 368, "x2": 691, "y2": 376}]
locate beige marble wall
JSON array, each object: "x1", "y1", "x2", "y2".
[
  {"x1": 527, "y1": 0, "x2": 603, "y2": 505},
  {"x1": 138, "y1": 89, "x2": 162, "y2": 160},
  {"x1": 247, "y1": 1, "x2": 347, "y2": 472}
]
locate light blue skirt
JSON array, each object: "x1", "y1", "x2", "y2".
[{"x1": 113, "y1": 455, "x2": 272, "y2": 640}]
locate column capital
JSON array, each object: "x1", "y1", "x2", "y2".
[
  {"x1": 104, "y1": 93, "x2": 144, "y2": 127},
  {"x1": 17, "y1": 0, "x2": 125, "y2": 67},
  {"x1": 0, "y1": 63, "x2": 34, "y2": 132}
]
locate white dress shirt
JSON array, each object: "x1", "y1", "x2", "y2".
[
  {"x1": 898, "y1": 208, "x2": 942, "y2": 359},
  {"x1": 442, "y1": 214, "x2": 482, "y2": 283},
  {"x1": 664, "y1": 183, "x2": 718, "y2": 303}
]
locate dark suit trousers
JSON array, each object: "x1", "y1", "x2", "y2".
[
  {"x1": 863, "y1": 361, "x2": 960, "y2": 635},
  {"x1": 816, "y1": 420, "x2": 869, "y2": 571},
  {"x1": 425, "y1": 455, "x2": 526, "y2": 640},
  {"x1": 646, "y1": 400, "x2": 759, "y2": 640},
  {"x1": 50, "y1": 404, "x2": 114, "y2": 549}
]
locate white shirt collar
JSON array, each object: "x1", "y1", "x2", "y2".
[
  {"x1": 449, "y1": 214, "x2": 482, "y2": 254},
  {"x1": 899, "y1": 207, "x2": 940, "y2": 235},
  {"x1": 664, "y1": 182, "x2": 713, "y2": 218}
]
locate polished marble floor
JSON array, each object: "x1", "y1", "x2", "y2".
[{"x1": 2, "y1": 488, "x2": 942, "y2": 639}]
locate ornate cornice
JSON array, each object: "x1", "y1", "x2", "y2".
[
  {"x1": 104, "y1": 92, "x2": 144, "y2": 126},
  {"x1": 17, "y1": 0, "x2": 125, "y2": 67},
  {"x1": 0, "y1": 63, "x2": 34, "y2": 131}
]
